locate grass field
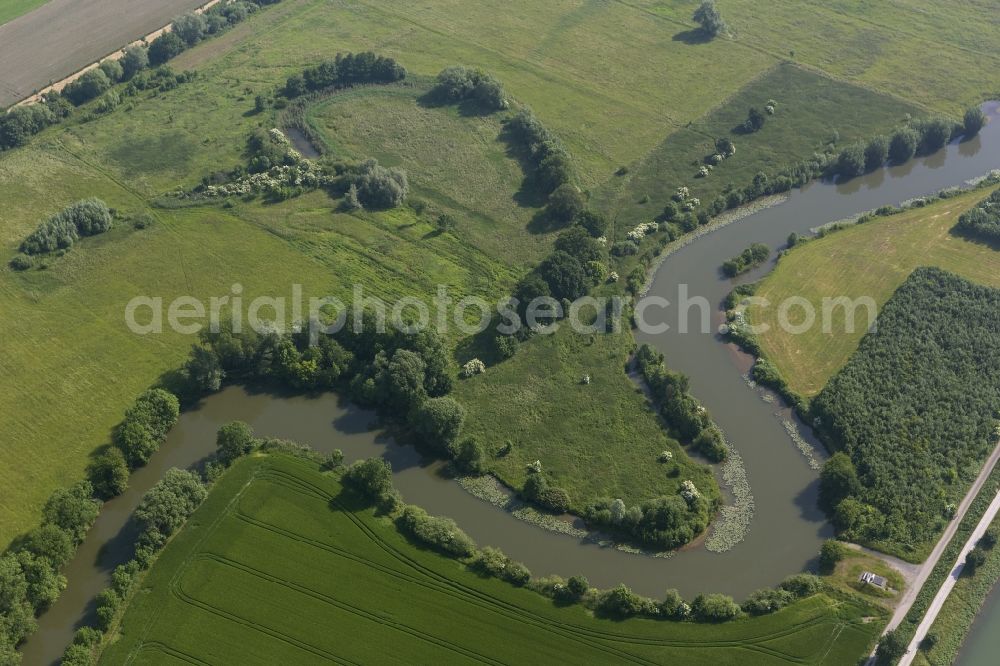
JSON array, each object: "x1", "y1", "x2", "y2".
[
  {"x1": 100, "y1": 454, "x2": 883, "y2": 665},
  {"x1": 604, "y1": 63, "x2": 921, "y2": 233},
  {"x1": 747, "y1": 187, "x2": 1000, "y2": 398},
  {"x1": 0, "y1": 0, "x2": 48, "y2": 26}
]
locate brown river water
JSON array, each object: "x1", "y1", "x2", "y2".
[{"x1": 20, "y1": 102, "x2": 1000, "y2": 664}]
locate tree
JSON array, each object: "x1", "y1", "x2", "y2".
[
  {"x1": 120, "y1": 45, "x2": 149, "y2": 79},
  {"x1": 818, "y1": 539, "x2": 846, "y2": 573},
  {"x1": 691, "y1": 593, "x2": 741, "y2": 622},
  {"x1": 24, "y1": 524, "x2": 75, "y2": 568},
  {"x1": 354, "y1": 160, "x2": 409, "y2": 209},
  {"x1": 436, "y1": 213, "x2": 457, "y2": 233},
  {"x1": 172, "y1": 12, "x2": 208, "y2": 45},
  {"x1": 134, "y1": 468, "x2": 206, "y2": 544},
  {"x1": 875, "y1": 629, "x2": 906, "y2": 665},
  {"x1": 254, "y1": 94, "x2": 267, "y2": 113},
  {"x1": 539, "y1": 251, "x2": 589, "y2": 300},
  {"x1": 42, "y1": 482, "x2": 100, "y2": 543},
  {"x1": 88, "y1": 448, "x2": 130, "y2": 499},
  {"x1": 598, "y1": 584, "x2": 645, "y2": 618},
  {"x1": 377, "y1": 349, "x2": 426, "y2": 410},
  {"x1": 450, "y1": 437, "x2": 485, "y2": 474},
  {"x1": 185, "y1": 345, "x2": 224, "y2": 392},
  {"x1": 836, "y1": 143, "x2": 867, "y2": 178},
  {"x1": 216, "y1": 421, "x2": 256, "y2": 464},
  {"x1": 148, "y1": 32, "x2": 185, "y2": 66},
  {"x1": 819, "y1": 453, "x2": 860, "y2": 513},
  {"x1": 99, "y1": 59, "x2": 124, "y2": 83},
  {"x1": 915, "y1": 117, "x2": 953, "y2": 154},
  {"x1": 554, "y1": 226, "x2": 603, "y2": 264},
  {"x1": 284, "y1": 73, "x2": 306, "y2": 98},
  {"x1": 63, "y1": 69, "x2": 111, "y2": 105},
  {"x1": 574, "y1": 210, "x2": 607, "y2": 237},
  {"x1": 546, "y1": 183, "x2": 585, "y2": 224},
  {"x1": 888, "y1": 128, "x2": 919, "y2": 163},
  {"x1": 864, "y1": 135, "x2": 889, "y2": 171},
  {"x1": 693, "y1": 426, "x2": 727, "y2": 462},
  {"x1": 964, "y1": 106, "x2": 987, "y2": 137},
  {"x1": 343, "y1": 457, "x2": 393, "y2": 501},
  {"x1": 964, "y1": 545, "x2": 988, "y2": 574},
  {"x1": 16, "y1": 551, "x2": 65, "y2": 611},
  {"x1": 779, "y1": 573, "x2": 823, "y2": 598},
  {"x1": 741, "y1": 588, "x2": 792, "y2": 615},
  {"x1": 692, "y1": 0, "x2": 726, "y2": 38},
  {"x1": 411, "y1": 397, "x2": 465, "y2": 453},
  {"x1": 0, "y1": 554, "x2": 35, "y2": 645},
  {"x1": 744, "y1": 107, "x2": 766, "y2": 132}
]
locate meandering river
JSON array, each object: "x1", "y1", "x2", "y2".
[{"x1": 20, "y1": 102, "x2": 1000, "y2": 664}]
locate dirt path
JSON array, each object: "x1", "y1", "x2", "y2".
[
  {"x1": 866, "y1": 438, "x2": 1000, "y2": 663},
  {"x1": 0, "y1": 0, "x2": 211, "y2": 108}
]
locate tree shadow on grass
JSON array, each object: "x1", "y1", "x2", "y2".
[
  {"x1": 415, "y1": 88, "x2": 497, "y2": 118},
  {"x1": 497, "y1": 124, "x2": 550, "y2": 210},
  {"x1": 672, "y1": 29, "x2": 712, "y2": 45},
  {"x1": 526, "y1": 208, "x2": 571, "y2": 234}
]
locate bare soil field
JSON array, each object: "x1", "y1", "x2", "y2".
[{"x1": 0, "y1": 0, "x2": 206, "y2": 107}]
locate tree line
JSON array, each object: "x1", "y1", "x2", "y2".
[
  {"x1": 283, "y1": 51, "x2": 406, "y2": 98},
  {"x1": 721, "y1": 242, "x2": 770, "y2": 277}
]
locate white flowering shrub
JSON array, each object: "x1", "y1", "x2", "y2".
[
  {"x1": 709, "y1": 154, "x2": 723, "y2": 165},
  {"x1": 595, "y1": 236, "x2": 608, "y2": 245},
  {"x1": 680, "y1": 480, "x2": 701, "y2": 504},
  {"x1": 673, "y1": 186, "x2": 690, "y2": 202},
  {"x1": 626, "y1": 221, "x2": 659, "y2": 241},
  {"x1": 203, "y1": 159, "x2": 327, "y2": 198},
  {"x1": 696, "y1": 166, "x2": 711, "y2": 178},
  {"x1": 658, "y1": 450, "x2": 674, "y2": 462},
  {"x1": 461, "y1": 358, "x2": 486, "y2": 378},
  {"x1": 607, "y1": 271, "x2": 619, "y2": 283},
  {"x1": 528, "y1": 460, "x2": 543, "y2": 473}
]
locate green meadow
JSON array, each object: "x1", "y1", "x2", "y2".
[{"x1": 100, "y1": 454, "x2": 883, "y2": 665}]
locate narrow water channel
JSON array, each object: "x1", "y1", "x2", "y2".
[{"x1": 20, "y1": 103, "x2": 1000, "y2": 665}]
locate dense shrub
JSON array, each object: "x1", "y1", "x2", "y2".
[
  {"x1": 41, "y1": 481, "x2": 100, "y2": 544},
  {"x1": 0, "y1": 103, "x2": 56, "y2": 150},
  {"x1": 120, "y1": 45, "x2": 149, "y2": 80},
  {"x1": 410, "y1": 397, "x2": 465, "y2": 454},
  {"x1": 583, "y1": 492, "x2": 709, "y2": 551},
  {"x1": 148, "y1": 32, "x2": 185, "y2": 65},
  {"x1": 172, "y1": 12, "x2": 208, "y2": 45},
  {"x1": 597, "y1": 584, "x2": 647, "y2": 618},
  {"x1": 692, "y1": 0, "x2": 726, "y2": 38},
  {"x1": 812, "y1": 269, "x2": 1000, "y2": 551},
  {"x1": 819, "y1": 539, "x2": 847, "y2": 573},
  {"x1": 20, "y1": 198, "x2": 113, "y2": 255},
  {"x1": 964, "y1": 106, "x2": 987, "y2": 136},
  {"x1": 741, "y1": 588, "x2": 793, "y2": 615},
  {"x1": 546, "y1": 184, "x2": 586, "y2": 224},
  {"x1": 63, "y1": 69, "x2": 111, "y2": 105},
  {"x1": 114, "y1": 389, "x2": 180, "y2": 467},
  {"x1": 398, "y1": 505, "x2": 476, "y2": 557},
  {"x1": 134, "y1": 468, "x2": 207, "y2": 548},
  {"x1": 343, "y1": 457, "x2": 394, "y2": 503},
  {"x1": 539, "y1": 250, "x2": 590, "y2": 300},
  {"x1": 779, "y1": 573, "x2": 823, "y2": 598},
  {"x1": 721, "y1": 242, "x2": 769, "y2": 277},
  {"x1": 953, "y1": 189, "x2": 1000, "y2": 245},
  {"x1": 912, "y1": 117, "x2": 956, "y2": 155},
  {"x1": 888, "y1": 128, "x2": 919, "y2": 163},
  {"x1": 522, "y1": 473, "x2": 572, "y2": 513},
  {"x1": 574, "y1": 210, "x2": 608, "y2": 238},
  {"x1": 504, "y1": 108, "x2": 574, "y2": 195},
  {"x1": 692, "y1": 425, "x2": 727, "y2": 462},
  {"x1": 351, "y1": 159, "x2": 409, "y2": 209},
  {"x1": 450, "y1": 437, "x2": 485, "y2": 474},
  {"x1": 835, "y1": 143, "x2": 866, "y2": 178},
  {"x1": 635, "y1": 344, "x2": 711, "y2": 441},
  {"x1": 691, "y1": 593, "x2": 741, "y2": 622},
  {"x1": 287, "y1": 51, "x2": 405, "y2": 96},
  {"x1": 216, "y1": 421, "x2": 258, "y2": 464},
  {"x1": 432, "y1": 66, "x2": 508, "y2": 111}
]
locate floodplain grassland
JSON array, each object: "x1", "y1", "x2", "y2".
[
  {"x1": 747, "y1": 187, "x2": 1000, "y2": 398},
  {"x1": 607, "y1": 63, "x2": 922, "y2": 233},
  {"x1": 100, "y1": 454, "x2": 884, "y2": 666}
]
